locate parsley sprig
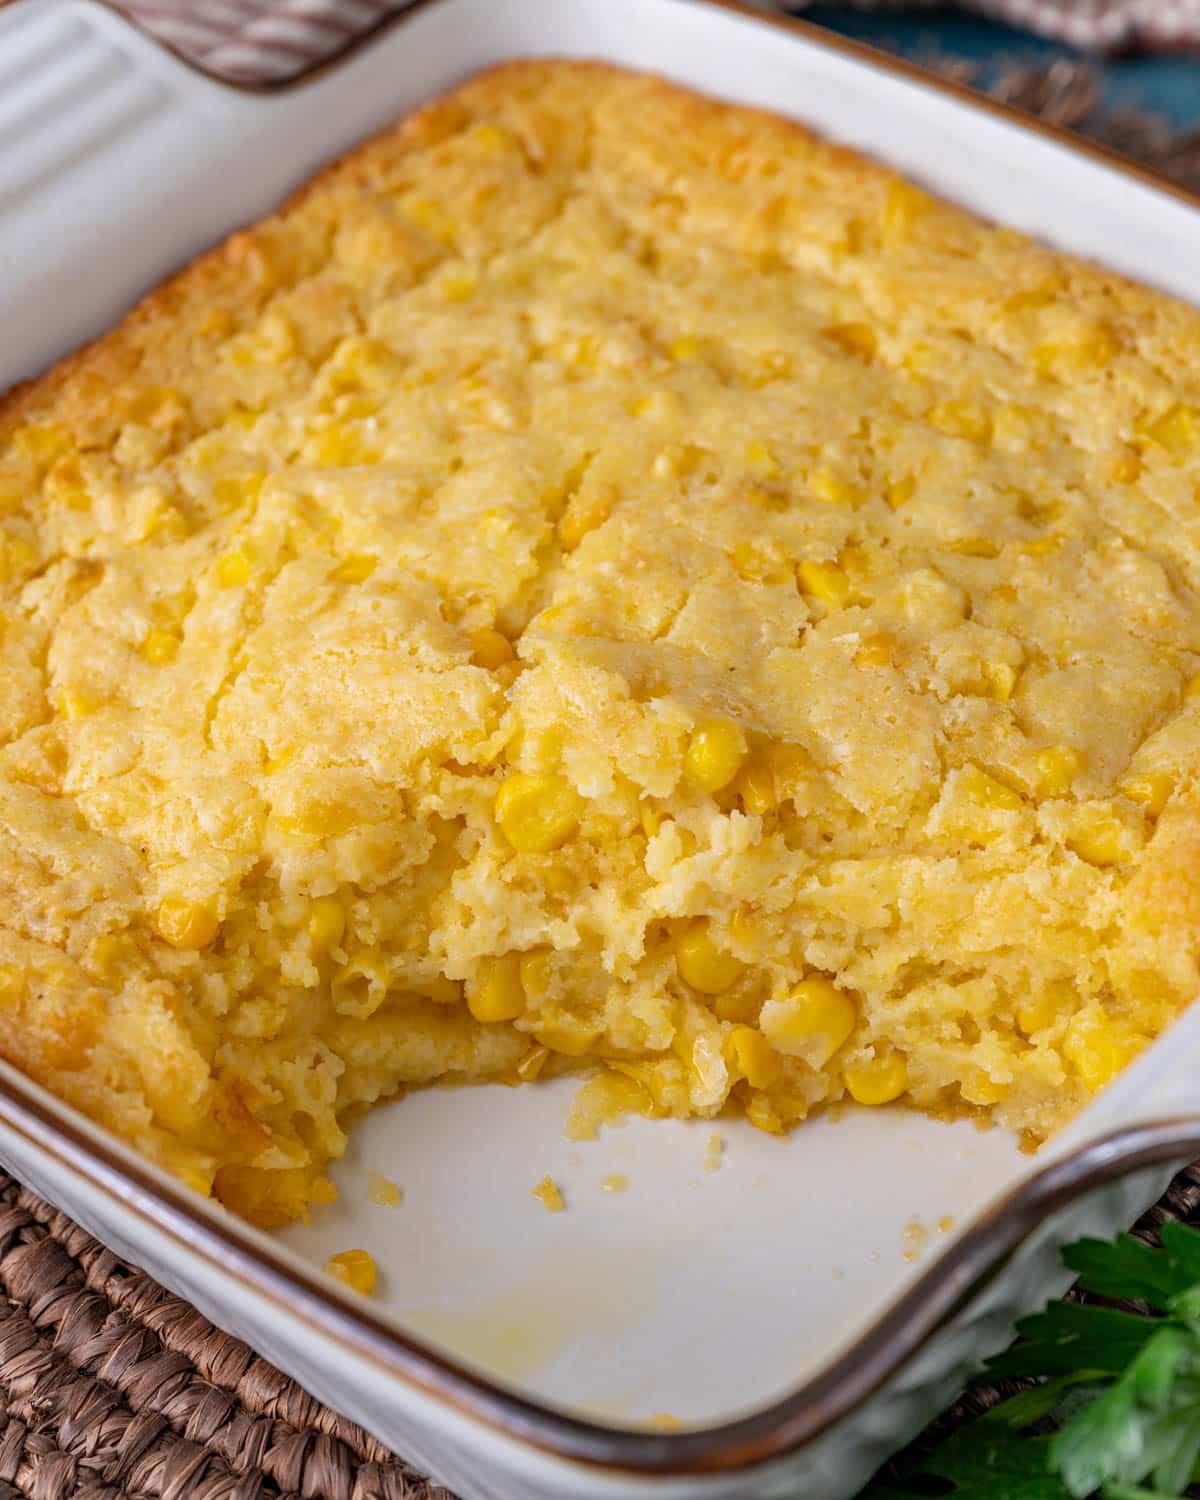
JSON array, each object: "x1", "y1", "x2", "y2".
[{"x1": 862, "y1": 1223, "x2": 1200, "y2": 1499}]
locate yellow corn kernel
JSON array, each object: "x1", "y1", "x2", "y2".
[
  {"x1": 558, "y1": 489, "x2": 613, "y2": 550},
  {"x1": 886, "y1": 474, "x2": 915, "y2": 509},
  {"x1": 883, "y1": 178, "x2": 931, "y2": 240},
  {"x1": 903, "y1": 342, "x2": 939, "y2": 378},
  {"x1": 517, "y1": 1045, "x2": 550, "y2": 1082},
  {"x1": 1138, "y1": 402, "x2": 1200, "y2": 455},
  {"x1": 1120, "y1": 771, "x2": 1173, "y2": 818},
  {"x1": 253, "y1": 307, "x2": 296, "y2": 363},
  {"x1": 1187, "y1": 670, "x2": 1200, "y2": 699},
  {"x1": 855, "y1": 632, "x2": 896, "y2": 669},
  {"x1": 631, "y1": 389, "x2": 683, "y2": 422},
  {"x1": 736, "y1": 760, "x2": 777, "y2": 815},
  {"x1": 330, "y1": 396, "x2": 384, "y2": 428},
  {"x1": 157, "y1": 897, "x2": 219, "y2": 950},
  {"x1": 1036, "y1": 745, "x2": 1087, "y2": 796},
  {"x1": 141, "y1": 627, "x2": 180, "y2": 665},
  {"x1": 278, "y1": 796, "x2": 356, "y2": 839},
  {"x1": 731, "y1": 541, "x2": 762, "y2": 581},
  {"x1": 746, "y1": 440, "x2": 779, "y2": 479},
  {"x1": 213, "y1": 472, "x2": 266, "y2": 511},
  {"x1": 470, "y1": 626, "x2": 514, "y2": 671},
  {"x1": 843, "y1": 1048, "x2": 909, "y2": 1105},
  {"x1": 495, "y1": 772, "x2": 581, "y2": 853},
  {"x1": 797, "y1": 560, "x2": 851, "y2": 608},
  {"x1": 469, "y1": 954, "x2": 526, "y2": 1023},
  {"x1": 1107, "y1": 450, "x2": 1142, "y2": 484},
  {"x1": 675, "y1": 923, "x2": 745, "y2": 996},
  {"x1": 307, "y1": 896, "x2": 345, "y2": 954},
  {"x1": 1064, "y1": 1012, "x2": 1143, "y2": 1091},
  {"x1": 963, "y1": 1071, "x2": 1010, "y2": 1106},
  {"x1": 517, "y1": 948, "x2": 554, "y2": 1001},
  {"x1": 216, "y1": 552, "x2": 252, "y2": 588},
  {"x1": 0, "y1": 532, "x2": 37, "y2": 583},
  {"x1": 983, "y1": 662, "x2": 1018, "y2": 702},
  {"x1": 367, "y1": 1171, "x2": 403, "y2": 1208},
  {"x1": 684, "y1": 719, "x2": 747, "y2": 794},
  {"x1": 992, "y1": 405, "x2": 1042, "y2": 453},
  {"x1": 1017, "y1": 992, "x2": 1061, "y2": 1037},
  {"x1": 1001, "y1": 273, "x2": 1059, "y2": 312},
  {"x1": 327, "y1": 336, "x2": 401, "y2": 394},
  {"x1": 928, "y1": 400, "x2": 991, "y2": 444},
  {"x1": 532, "y1": 1176, "x2": 565, "y2": 1213},
  {"x1": 745, "y1": 1091, "x2": 785, "y2": 1135},
  {"x1": 760, "y1": 978, "x2": 857, "y2": 1069},
  {"x1": 810, "y1": 467, "x2": 861, "y2": 508},
  {"x1": 406, "y1": 193, "x2": 455, "y2": 243},
  {"x1": 125, "y1": 386, "x2": 184, "y2": 430},
  {"x1": 330, "y1": 554, "x2": 377, "y2": 584},
  {"x1": 307, "y1": 427, "x2": 378, "y2": 468},
  {"x1": 13, "y1": 423, "x2": 71, "y2": 469},
  {"x1": 332, "y1": 950, "x2": 391, "y2": 1018},
  {"x1": 1034, "y1": 324, "x2": 1116, "y2": 376},
  {"x1": 961, "y1": 764, "x2": 1024, "y2": 814},
  {"x1": 727, "y1": 908, "x2": 759, "y2": 951},
  {"x1": 532, "y1": 1018, "x2": 597, "y2": 1057},
  {"x1": 473, "y1": 121, "x2": 508, "y2": 154},
  {"x1": 436, "y1": 262, "x2": 478, "y2": 302},
  {"x1": 822, "y1": 322, "x2": 877, "y2": 360},
  {"x1": 88, "y1": 934, "x2": 128, "y2": 981},
  {"x1": 325, "y1": 1248, "x2": 376, "y2": 1295},
  {"x1": 724, "y1": 1025, "x2": 782, "y2": 1089},
  {"x1": 59, "y1": 689, "x2": 99, "y2": 721},
  {"x1": 669, "y1": 335, "x2": 702, "y2": 361},
  {"x1": 1067, "y1": 810, "x2": 1127, "y2": 868},
  {"x1": 639, "y1": 801, "x2": 666, "y2": 838}
]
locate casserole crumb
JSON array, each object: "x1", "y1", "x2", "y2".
[
  {"x1": 1, "y1": 62, "x2": 1199, "y2": 1224},
  {"x1": 533, "y1": 1176, "x2": 566, "y2": 1213}
]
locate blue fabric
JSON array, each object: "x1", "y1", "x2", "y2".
[{"x1": 804, "y1": 6, "x2": 1200, "y2": 130}]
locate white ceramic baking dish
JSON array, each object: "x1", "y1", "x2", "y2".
[{"x1": 3, "y1": 1, "x2": 1200, "y2": 1496}]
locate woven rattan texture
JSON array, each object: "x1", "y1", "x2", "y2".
[
  {"x1": 0, "y1": 57, "x2": 1197, "y2": 1500},
  {"x1": 0, "y1": 1179, "x2": 448, "y2": 1499}
]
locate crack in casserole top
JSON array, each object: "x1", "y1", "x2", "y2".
[{"x1": 1, "y1": 63, "x2": 1199, "y2": 1225}]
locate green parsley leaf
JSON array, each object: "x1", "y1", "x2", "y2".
[
  {"x1": 987, "y1": 1373, "x2": 1106, "y2": 1430},
  {"x1": 1063, "y1": 1235, "x2": 1188, "y2": 1308},
  {"x1": 1161, "y1": 1223, "x2": 1200, "y2": 1287},
  {"x1": 862, "y1": 1424, "x2": 1070, "y2": 1499},
  {"x1": 858, "y1": 1222, "x2": 1200, "y2": 1500},
  {"x1": 986, "y1": 1302, "x2": 1158, "y2": 1380}
]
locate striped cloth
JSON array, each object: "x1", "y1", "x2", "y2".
[
  {"x1": 115, "y1": 0, "x2": 1200, "y2": 84},
  {"x1": 117, "y1": 0, "x2": 409, "y2": 82}
]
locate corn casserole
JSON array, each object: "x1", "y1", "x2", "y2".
[{"x1": 1, "y1": 63, "x2": 1200, "y2": 1226}]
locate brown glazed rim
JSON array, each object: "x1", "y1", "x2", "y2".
[{"x1": 8, "y1": 0, "x2": 1200, "y2": 1479}]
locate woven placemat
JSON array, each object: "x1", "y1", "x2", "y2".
[
  {"x1": 0, "y1": 1178, "x2": 451, "y2": 1499},
  {"x1": 0, "y1": 56, "x2": 1197, "y2": 1500}
]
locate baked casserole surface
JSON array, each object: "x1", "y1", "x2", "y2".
[{"x1": 2, "y1": 63, "x2": 1200, "y2": 1224}]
